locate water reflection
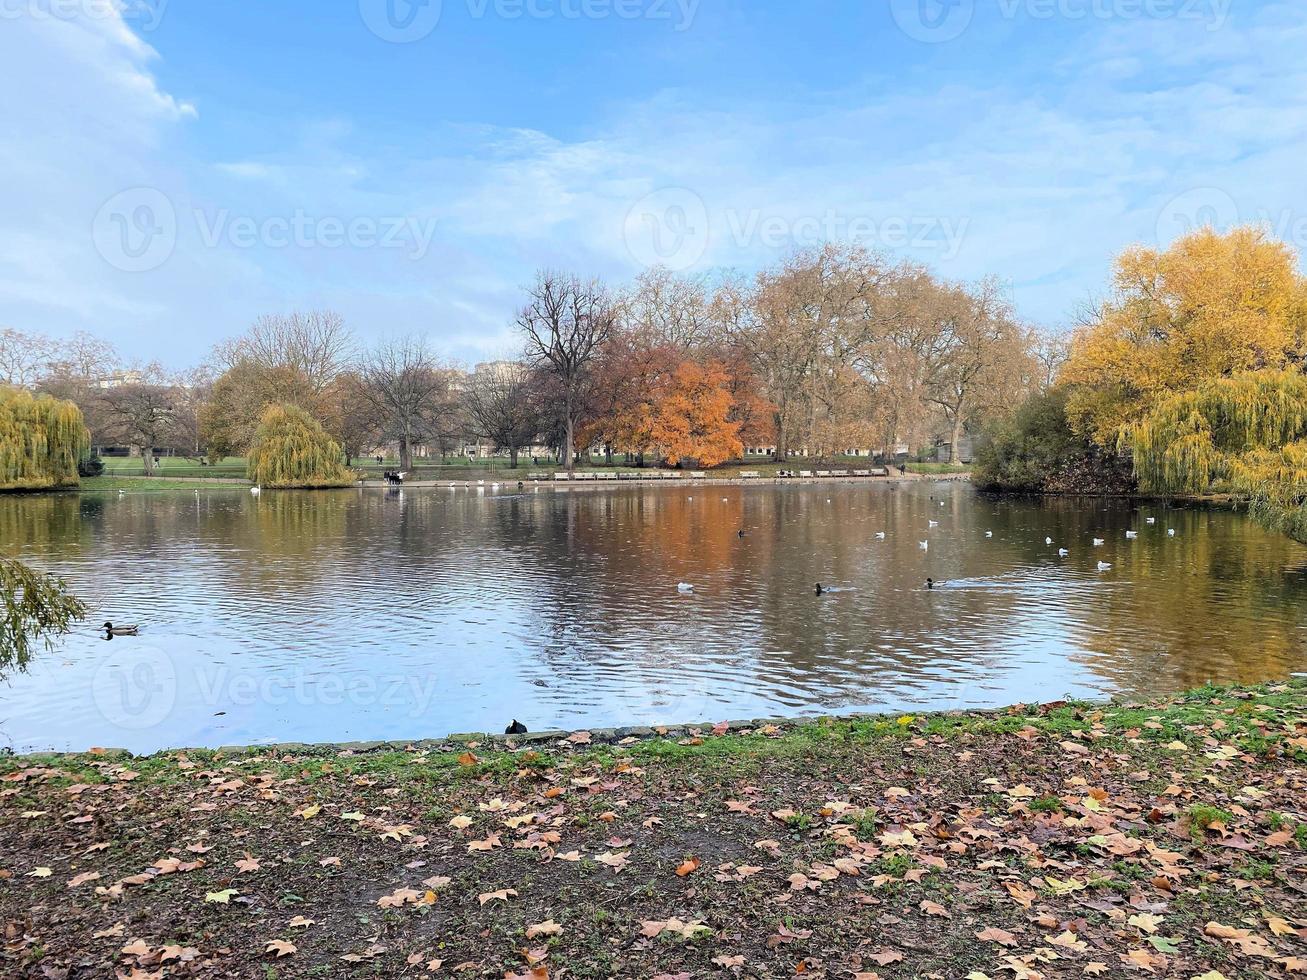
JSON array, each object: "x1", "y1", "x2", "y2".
[{"x1": 1, "y1": 483, "x2": 1304, "y2": 753}]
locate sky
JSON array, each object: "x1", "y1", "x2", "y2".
[{"x1": 1, "y1": 0, "x2": 1305, "y2": 367}]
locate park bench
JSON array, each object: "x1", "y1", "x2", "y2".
[
  {"x1": 689, "y1": 471, "x2": 706, "y2": 479},
  {"x1": 799, "y1": 470, "x2": 813, "y2": 478},
  {"x1": 853, "y1": 469, "x2": 870, "y2": 477},
  {"x1": 592, "y1": 472, "x2": 617, "y2": 480},
  {"x1": 816, "y1": 470, "x2": 831, "y2": 477},
  {"x1": 740, "y1": 470, "x2": 760, "y2": 479}
]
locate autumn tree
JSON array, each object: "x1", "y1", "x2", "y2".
[
  {"x1": 461, "y1": 361, "x2": 541, "y2": 468},
  {"x1": 650, "y1": 361, "x2": 743, "y2": 468},
  {"x1": 0, "y1": 387, "x2": 89, "y2": 490},
  {"x1": 1062, "y1": 226, "x2": 1307, "y2": 446},
  {"x1": 518, "y1": 271, "x2": 616, "y2": 476},
  {"x1": 1129, "y1": 368, "x2": 1307, "y2": 541},
  {"x1": 246, "y1": 403, "x2": 354, "y2": 488}
]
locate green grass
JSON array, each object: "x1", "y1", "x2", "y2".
[
  {"x1": 904, "y1": 462, "x2": 970, "y2": 474},
  {"x1": 78, "y1": 476, "x2": 249, "y2": 491}
]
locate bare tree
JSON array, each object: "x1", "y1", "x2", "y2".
[
  {"x1": 462, "y1": 361, "x2": 541, "y2": 468},
  {"x1": 0, "y1": 327, "x2": 55, "y2": 387},
  {"x1": 361, "y1": 336, "x2": 455, "y2": 471},
  {"x1": 517, "y1": 271, "x2": 616, "y2": 476},
  {"x1": 1031, "y1": 327, "x2": 1071, "y2": 391},
  {"x1": 98, "y1": 375, "x2": 182, "y2": 475},
  {"x1": 216, "y1": 310, "x2": 354, "y2": 397}
]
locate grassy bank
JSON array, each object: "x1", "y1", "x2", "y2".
[
  {"x1": 2, "y1": 682, "x2": 1303, "y2": 978},
  {"x1": 78, "y1": 476, "x2": 251, "y2": 491}
]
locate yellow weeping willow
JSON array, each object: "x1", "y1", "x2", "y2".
[
  {"x1": 1128, "y1": 369, "x2": 1307, "y2": 541},
  {"x1": 246, "y1": 403, "x2": 355, "y2": 489},
  {"x1": 0, "y1": 386, "x2": 90, "y2": 491}
]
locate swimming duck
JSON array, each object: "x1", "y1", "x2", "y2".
[
  {"x1": 875, "y1": 531, "x2": 886, "y2": 540},
  {"x1": 1097, "y1": 561, "x2": 1113, "y2": 571},
  {"x1": 677, "y1": 582, "x2": 694, "y2": 593},
  {"x1": 1058, "y1": 548, "x2": 1069, "y2": 557},
  {"x1": 815, "y1": 583, "x2": 825, "y2": 595},
  {"x1": 926, "y1": 577, "x2": 935, "y2": 589},
  {"x1": 103, "y1": 622, "x2": 138, "y2": 636},
  {"x1": 505, "y1": 719, "x2": 528, "y2": 735}
]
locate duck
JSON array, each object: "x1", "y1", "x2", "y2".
[
  {"x1": 1146, "y1": 517, "x2": 1156, "y2": 525},
  {"x1": 875, "y1": 531, "x2": 886, "y2": 540},
  {"x1": 504, "y1": 719, "x2": 528, "y2": 735},
  {"x1": 984, "y1": 531, "x2": 993, "y2": 538},
  {"x1": 1045, "y1": 536, "x2": 1054, "y2": 546},
  {"x1": 1167, "y1": 528, "x2": 1176, "y2": 537},
  {"x1": 815, "y1": 583, "x2": 826, "y2": 596},
  {"x1": 103, "y1": 621, "x2": 139, "y2": 636},
  {"x1": 928, "y1": 520, "x2": 939, "y2": 528},
  {"x1": 737, "y1": 529, "x2": 747, "y2": 538},
  {"x1": 926, "y1": 577, "x2": 936, "y2": 589},
  {"x1": 1097, "y1": 561, "x2": 1113, "y2": 571}
]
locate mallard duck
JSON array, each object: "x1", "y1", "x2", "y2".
[{"x1": 103, "y1": 622, "x2": 138, "y2": 636}]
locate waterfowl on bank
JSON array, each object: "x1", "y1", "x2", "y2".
[
  {"x1": 103, "y1": 622, "x2": 138, "y2": 636},
  {"x1": 505, "y1": 719, "x2": 528, "y2": 735},
  {"x1": 1058, "y1": 548, "x2": 1070, "y2": 557},
  {"x1": 1093, "y1": 538, "x2": 1105, "y2": 546},
  {"x1": 1126, "y1": 530, "x2": 1138, "y2": 539}
]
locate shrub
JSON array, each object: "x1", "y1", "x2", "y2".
[
  {"x1": 246, "y1": 403, "x2": 354, "y2": 489},
  {"x1": 78, "y1": 455, "x2": 104, "y2": 478},
  {"x1": 974, "y1": 388, "x2": 1135, "y2": 494}
]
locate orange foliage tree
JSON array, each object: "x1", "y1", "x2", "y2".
[{"x1": 650, "y1": 362, "x2": 743, "y2": 467}]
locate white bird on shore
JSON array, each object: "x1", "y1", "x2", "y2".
[
  {"x1": 1168, "y1": 528, "x2": 1176, "y2": 537},
  {"x1": 928, "y1": 520, "x2": 939, "y2": 528},
  {"x1": 875, "y1": 531, "x2": 886, "y2": 539},
  {"x1": 1058, "y1": 548, "x2": 1069, "y2": 557},
  {"x1": 1093, "y1": 538, "x2": 1105, "y2": 546},
  {"x1": 677, "y1": 583, "x2": 694, "y2": 593},
  {"x1": 918, "y1": 540, "x2": 929, "y2": 551},
  {"x1": 984, "y1": 530, "x2": 993, "y2": 538},
  {"x1": 1126, "y1": 530, "x2": 1138, "y2": 539},
  {"x1": 250, "y1": 486, "x2": 261, "y2": 496},
  {"x1": 1146, "y1": 517, "x2": 1156, "y2": 524},
  {"x1": 1045, "y1": 536, "x2": 1053, "y2": 545},
  {"x1": 1097, "y1": 561, "x2": 1112, "y2": 571}
]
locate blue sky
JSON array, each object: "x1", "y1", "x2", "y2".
[{"x1": 2, "y1": 0, "x2": 1304, "y2": 366}]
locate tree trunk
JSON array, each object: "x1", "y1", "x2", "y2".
[
  {"x1": 509, "y1": 446, "x2": 519, "y2": 469},
  {"x1": 564, "y1": 414, "x2": 575, "y2": 478},
  {"x1": 399, "y1": 433, "x2": 412, "y2": 472},
  {"x1": 142, "y1": 447, "x2": 155, "y2": 477}
]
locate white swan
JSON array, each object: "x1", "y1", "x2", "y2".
[
  {"x1": 1146, "y1": 517, "x2": 1156, "y2": 525},
  {"x1": 250, "y1": 486, "x2": 261, "y2": 496},
  {"x1": 928, "y1": 520, "x2": 939, "y2": 528},
  {"x1": 1045, "y1": 536, "x2": 1053, "y2": 545},
  {"x1": 1168, "y1": 528, "x2": 1176, "y2": 537},
  {"x1": 1093, "y1": 538, "x2": 1105, "y2": 546},
  {"x1": 1097, "y1": 561, "x2": 1112, "y2": 571},
  {"x1": 875, "y1": 531, "x2": 886, "y2": 540},
  {"x1": 1126, "y1": 530, "x2": 1138, "y2": 539},
  {"x1": 984, "y1": 531, "x2": 993, "y2": 538}
]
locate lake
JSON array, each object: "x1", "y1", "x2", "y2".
[{"x1": 2, "y1": 481, "x2": 1305, "y2": 754}]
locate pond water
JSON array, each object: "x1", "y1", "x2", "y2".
[{"x1": 2, "y1": 481, "x2": 1305, "y2": 754}]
